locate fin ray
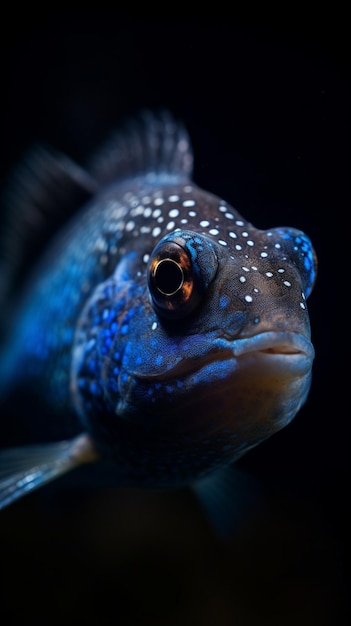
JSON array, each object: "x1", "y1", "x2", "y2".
[
  {"x1": 0, "y1": 434, "x2": 99, "y2": 510},
  {"x1": 87, "y1": 109, "x2": 193, "y2": 185},
  {"x1": 0, "y1": 145, "x2": 98, "y2": 303}
]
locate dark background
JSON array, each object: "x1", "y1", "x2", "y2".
[{"x1": 0, "y1": 13, "x2": 349, "y2": 625}]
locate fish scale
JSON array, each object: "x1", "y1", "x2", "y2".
[{"x1": 0, "y1": 112, "x2": 317, "y2": 529}]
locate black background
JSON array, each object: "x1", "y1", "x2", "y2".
[{"x1": 0, "y1": 13, "x2": 349, "y2": 625}]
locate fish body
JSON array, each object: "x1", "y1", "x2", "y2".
[{"x1": 0, "y1": 112, "x2": 316, "y2": 519}]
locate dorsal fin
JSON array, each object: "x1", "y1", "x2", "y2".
[
  {"x1": 0, "y1": 145, "x2": 98, "y2": 300},
  {"x1": 87, "y1": 109, "x2": 194, "y2": 185}
]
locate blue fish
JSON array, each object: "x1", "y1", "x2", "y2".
[{"x1": 0, "y1": 112, "x2": 317, "y2": 531}]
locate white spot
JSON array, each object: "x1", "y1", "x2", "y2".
[
  {"x1": 143, "y1": 207, "x2": 152, "y2": 218},
  {"x1": 143, "y1": 254, "x2": 150, "y2": 263},
  {"x1": 209, "y1": 228, "x2": 219, "y2": 235},
  {"x1": 242, "y1": 266, "x2": 250, "y2": 272},
  {"x1": 300, "y1": 302, "x2": 306, "y2": 309},
  {"x1": 266, "y1": 272, "x2": 273, "y2": 277},
  {"x1": 235, "y1": 244, "x2": 242, "y2": 250},
  {"x1": 125, "y1": 220, "x2": 135, "y2": 231},
  {"x1": 182, "y1": 199, "x2": 196, "y2": 207},
  {"x1": 245, "y1": 295, "x2": 253, "y2": 302},
  {"x1": 229, "y1": 231, "x2": 237, "y2": 239},
  {"x1": 152, "y1": 321, "x2": 158, "y2": 330},
  {"x1": 140, "y1": 226, "x2": 151, "y2": 234},
  {"x1": 152, "y1": 208, "x2": 162, "y2": 218},
  {"x1": 225, "y1": 212, "x2": 234, "y2": 220},
  {"x1": 247, "y1": 240, "x2": 254, "y2": 246},
  {"x1": 283, "y1": 280, "x2": 292, "y2": 287},
  {"x1": 152, "y1": 226, "x2": 162, "y2": 238},
  {"x1": 166, "y1": 221, "x2": 175, "y2": 230},
  {"x1": 253, "y1": 288, "x2": 259, "y2": 293},
  {"x1": 242, "y1": 231, "x2": 248, "y2": 237},
  {"x1": 142, "y1": 196, "x2": 151, "y2": 204},
  {"x1": 278, "y1": 268, "x2": 285, "y2": 273},
  {"x1": 169, "y1": 194, "x2": 180, "y2": 202},
  {"x1": 157, "y1": 216, "x2": 164, "y2": 223},
  {"x1": 94, "y1": 237, "x2": 108, "y2": 252},
  {"x1": 200, "y1": 220, "x2": 210, "y2": 228},
  {"x1": 274, "y1": 243, "x2": 281, "y2": 249},
  {"x1": 218, "y1": 239, "x2": 227, "y2": 246},
  {"x1": 169, "y1": 208, "x2": 179, "y2": 218},
  {"x1": 260, "y1": 251, "x2": 268, "y2": 258},
  {"x1": 219, "y1": 205, "x2": 227, "y2": 212},
  {"x1": 239, "y1": 276, "x2": 246, "y2": 283},
  {"x1": 181, "y1": 218, "x2": 188, "y2": 224},
  {"x1": 184, "y1": 185, "x2": 192, "y2": 192},
  {"x1": 251, "y1": 265, "x2": 258, "y2": 270},
  {"x1": 131, "y1": 205, "x2": 144, "y2": 217},
  {"x1": 188, "y1": 210, "x2": 197, "y2": 217},
  {"x1": 154, "y1": 197, "x2": 164, "y2": 206},
  {"x1": 236, "y1": 220, "x2": 244, "y2": 226}
]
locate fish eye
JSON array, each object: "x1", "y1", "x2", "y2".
[
  {"x1": 152, "y1": 258, "x2": 184, "y2": 296},
  {"x1": 147, "y1": 232, "x2": 218, "y2": 319}
]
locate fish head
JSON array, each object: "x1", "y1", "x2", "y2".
[{"x1": 73, "y1": 186, "x2": 317, "y2": 483}]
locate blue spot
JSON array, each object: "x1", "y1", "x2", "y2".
[
  {"x1": 89, "y1": 381, "x2": 100, "y2": 396},
  {"x1": 220, "y1": 294, "x2": 230, "y2": 309},
  {"x1": 88, "y1": 359, "x2": 97, "y2": 374},
  {"x1": 155, "y1": 354, "x2": 163, "y2": 366}
]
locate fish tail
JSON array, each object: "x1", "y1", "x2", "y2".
[{"x1": 0, "y1": 433, "x2": 99, "y2": 510}]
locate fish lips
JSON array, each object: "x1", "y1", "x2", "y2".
[{"x1": 117, "y1": 331, "x2": 314, "y2": 425}]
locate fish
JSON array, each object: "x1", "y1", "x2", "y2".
[{"x1": 0, "y1": 111, "x2": 317, "y2": 532}]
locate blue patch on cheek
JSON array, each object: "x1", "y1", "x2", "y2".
[
  {"x1": 219, "y1": 294, "x2": 230, "y2": 309},
  {"x1": 155, "y1": 354, "x2": 163, "y2": 366}
]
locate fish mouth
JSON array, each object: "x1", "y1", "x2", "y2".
[
  {"x1": 117, "y1": 330, "x2": 314, "y2": 435},
  {"x1": 143, "y1": 331, "x2": 315, "y2": 383}
]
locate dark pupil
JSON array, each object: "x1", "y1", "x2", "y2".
[{"x1": 154, "y1": 259, "x2": 184, "y2": 296}]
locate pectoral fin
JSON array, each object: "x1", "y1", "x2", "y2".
[
  {"x1": 192, "y1": 464, "x2": 262, "y2": 538},
  {"x1": 0, "y1": 433, "x2": 99, "y2": 510}
]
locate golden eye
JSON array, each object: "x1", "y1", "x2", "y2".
[
  {"x1": 147, "y1": 232, "x2": 218, "y2": 320},
  {"x1": 152, "y1": 258, "x2": 184, "y2": 296},
  {"x1": 148, "y1": 241, "x2": 195, "y2": 318}
]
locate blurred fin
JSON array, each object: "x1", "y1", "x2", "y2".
[
  {"x1": 87, "y1": 109, "x2": 193, "y2": 185},
  {"x1": 0, "y1": 145, "x2": 98, "y2": 303},
  {"x1": 0, "y1": 433, "x2": 99, "y2": 510},
  {"x1": 192, "y1": 464, "x2": 262, "y2": 538}
]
